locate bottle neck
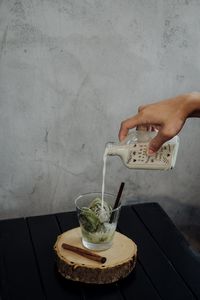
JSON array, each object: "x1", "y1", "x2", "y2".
[{"x1": 106, "y1": 143, "x2": 129, "y2": 157}]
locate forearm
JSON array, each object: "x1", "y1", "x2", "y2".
[{"x1": 183, "y1": 92, "x2": 200, "y2": 118}]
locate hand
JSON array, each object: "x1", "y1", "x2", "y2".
[{"x1": 119, "y1": 92, "x2": 200, "y2": 154}]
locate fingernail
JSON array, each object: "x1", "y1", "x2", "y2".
[{"x1": 148, "y1": 148, "x2": 155, "y2": 156}]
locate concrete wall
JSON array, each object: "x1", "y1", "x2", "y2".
[{"x1": 0, "y1": 0, "x2": 200, "y2": 235}]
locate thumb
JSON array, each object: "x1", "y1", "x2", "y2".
[{"x1": 148, "y1": 130, "x2": 171, "y2": 155}]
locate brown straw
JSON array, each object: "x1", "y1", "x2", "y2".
[
  {"x1": 109, "y1": 182, "x2": 125, "y2": 223},
  {"x1": 62, "y1": 243, "x2": 107, "y2": 264}
]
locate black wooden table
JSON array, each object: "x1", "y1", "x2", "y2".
[{"x1": 0, "y1": 203, "x2": 200, "y2": 300}]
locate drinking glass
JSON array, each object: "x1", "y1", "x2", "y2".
[{"x1": 75, "y1": 192, "x2": 121, "y2": 251}]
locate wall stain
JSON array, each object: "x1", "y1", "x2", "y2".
[
  {"x1": 44, "y1": 128, "x2": 49, "y2": 144},
  {"x1": 162, "y1": 16, "x2": 187, "y2": 49},
  {"x1": 30, "y1": 184, "x2": 36, "y2": 195},
  {"x1": 176, "y1": 74, "x2": 185, "y2": 82},
  {"x1": 0, "y1": 25, "x2": 8, "y2": 60},
  {"x1": 74, "y1": 74, "x2": 89, "y2": 103},
  {"x1": 44, "y1": 128, "x2": 49, "y2": 153},
  {"x1": 10, "y1": 0, "x2": 26, "y2": 20}
]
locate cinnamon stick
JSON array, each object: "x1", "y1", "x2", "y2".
[{"x1": 61, "y1": 243, "x2": 107, "y2": 264}]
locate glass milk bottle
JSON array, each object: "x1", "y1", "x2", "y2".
[{"x1": 105, "y1": 130, "x2": 179, "y2": 170}]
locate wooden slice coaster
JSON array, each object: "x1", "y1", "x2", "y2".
[{"x1": 54, "y1": 227, "x2": 137, "y2": 284}]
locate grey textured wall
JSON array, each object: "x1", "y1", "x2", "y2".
[{"x1": 0, "y1": 0, "x2": 200, "y2": 237}]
